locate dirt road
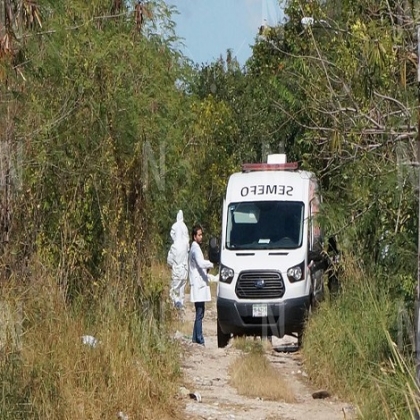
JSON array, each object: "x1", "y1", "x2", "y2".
[{"x1": 175, "y1": 296, "x2": 355, "y2": 420}]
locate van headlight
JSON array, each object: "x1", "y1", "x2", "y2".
[
  {"x1": 220, "y1": 264, "x2": 234, "y2": 284},
  {"x1": 287, "y1": 261, "x2": 305, "y2": 282}
]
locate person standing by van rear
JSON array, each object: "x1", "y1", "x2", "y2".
[
  {"x1": 189, "y1": 224, "x2": 213, "y2": 345},
  {"x1": 167, "y1": 210, "x2": 189, "y2": 309}
]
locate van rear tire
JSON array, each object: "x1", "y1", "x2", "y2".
[{"x1": 217, "y1": 320, "x2": 230, "y2": 348}]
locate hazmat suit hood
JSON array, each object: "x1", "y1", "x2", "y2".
[{"x1": 170, "y1": 210, "x2": 189, "y2": 245}]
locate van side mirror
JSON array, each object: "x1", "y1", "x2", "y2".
[{"x1": 208, "y1": 237, "x2": 220, "y2": 264}]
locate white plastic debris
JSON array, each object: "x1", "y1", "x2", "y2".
[
  {"x1": 117, "y1": 411, "x2": 129, "y2": 420},
  {"x1": 173, "y1": 331, "x2": 184, "y2": 340},
  {"x1": 189, "y1": 392, "x2": 202, "y2": 402},
  {"x1": 301, "y1": 16, "x2": 315, "y2": 26},
  {"x1": 81, "y1": 335, "x2": 99, "y2": 348}
]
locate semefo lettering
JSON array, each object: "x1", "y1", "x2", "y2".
[{"x1": 240, "y1": 185, "x2": 293, "y2": 197}]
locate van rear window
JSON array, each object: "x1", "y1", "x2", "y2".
[{"x1": 226, "y1": 201, "x2": 304, "y2": 250}]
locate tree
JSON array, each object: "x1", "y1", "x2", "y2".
[
  {"x1": 0, "y1": 0, "x2": 42, "y2": 279},
  {"x1": 6, "y1": 0, "x2": 189, "y2": 300},
  {"x1": 268, "y1": 0, "x2": 419, "y2": 291}
]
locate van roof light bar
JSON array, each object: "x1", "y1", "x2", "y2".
[{"x1": 242, "y1": 162, "x2": 299, "y2": 172}]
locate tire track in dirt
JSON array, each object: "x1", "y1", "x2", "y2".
[{"x1": 175, "y1": 296, "x2": 355, "y2": 420}]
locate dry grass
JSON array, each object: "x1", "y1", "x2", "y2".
[
  {"x1": 210, "y1": 279, "x2": 218, "y2": 295},
  {"x1": 232, "y1": 336, "x2": 273, "y2": 353},
  {"x1": 0, "y1": 260, "x2": 182, "y2": 420},
  {"x1": 229, "y1": 352, "x2": 295, "y2": 403},
  {"x1": 302, "y1": 255, "x2": 420, "y2": 418},
  {"x1": 171, "y1": 318, "x2": 194, "y2": 336}
]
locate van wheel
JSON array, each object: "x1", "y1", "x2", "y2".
[{"x1": 217, "y1": 320, "x2": 230, "y2": 348}]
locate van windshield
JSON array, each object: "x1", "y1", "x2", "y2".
[{"x1": 226, "y1": 201, "x2": 304, "y2": 250}]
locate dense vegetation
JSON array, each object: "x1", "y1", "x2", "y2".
[
  {"x1": 0, "y1": 0, "x2": 419, "y2": 418},
  {"x1": 251, "y1": 1, "x2": 420, "y2": 417}
]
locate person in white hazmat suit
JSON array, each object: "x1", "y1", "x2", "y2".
[{"x1": 167, "y1": 210, "x2": 189, "y2": 309}]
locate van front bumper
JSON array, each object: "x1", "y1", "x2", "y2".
[{"x1": 217, "y1": 296, "x2": 310, "y2": 338}]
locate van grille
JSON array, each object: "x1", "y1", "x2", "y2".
[{"x1": 235, "y1": 271, "x2": 285, "y2": 299}]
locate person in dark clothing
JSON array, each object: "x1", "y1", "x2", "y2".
[
  {"x1": 308, "y1": 236, "x2": 341, "y2": 298},
  {"x1": 326, "y1": 236, "x2": 341, "y2": 297}
]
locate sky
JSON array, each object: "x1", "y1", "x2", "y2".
[{"x1": 165, "y1": 1, "x2": 284, "y2": 66}]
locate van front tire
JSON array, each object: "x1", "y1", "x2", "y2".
[{"x1": 217, "y1": 320, "x2": 230, "y2": 348}]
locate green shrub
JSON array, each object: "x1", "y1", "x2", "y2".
[{"x1": 303, "y1": 261, "x2": 417, "y2": 419}]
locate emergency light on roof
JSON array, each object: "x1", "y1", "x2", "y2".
[
  {"x1": 241, "y1": 162, "x2": 299, "y2": 172},
  {"x1": 267, "y1": 154, "x2": 286, "y2": 164}
]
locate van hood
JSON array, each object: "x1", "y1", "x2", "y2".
[{"x1": 221, "y1": 248, "x2": 305, "y2": 273}]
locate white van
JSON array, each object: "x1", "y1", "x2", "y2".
[{"x1": 209, "y1": 154, "x2": 325, "y2": 348}]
